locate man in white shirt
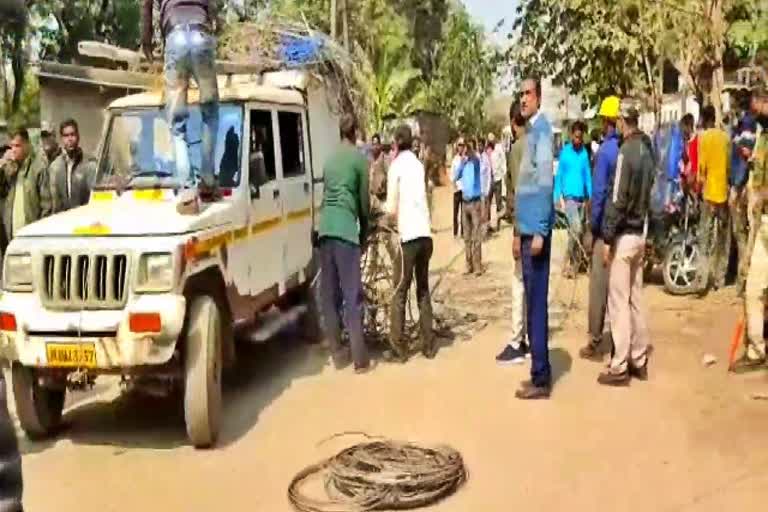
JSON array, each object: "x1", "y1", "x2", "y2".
[
  {"x1": 384, "y1": 125, "x2": 435, "y2": 362},
  {"x1": 452, "y1": 138, "x2": 466, "y2": 237},
  {"x1": 480, "y1": 140, "x2": 494, "y2": 237},
  {"x1": 488, "y1": 133, "x2": 507, "y2": 231}
]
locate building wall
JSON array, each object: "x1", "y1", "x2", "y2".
[
  {"x1": 39, "y1": 78, "x2": 141, "y2": 156},
  {"x1": 638, "y1": 92, "x2": 733, "y2": 133}
]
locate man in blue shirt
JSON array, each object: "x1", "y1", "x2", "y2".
[
  {"x1": 453, "y1": 139, "x2": 484, "y2": 274},
  {"x1": 513, "y1": 78, "x2": 555, "y2": 400},
  {"x1": 554, "y1": 120, "x2": 592, "y2": 277},
  {"x1": 580, "y1": 96, "x2": 621, "y2": 362}
]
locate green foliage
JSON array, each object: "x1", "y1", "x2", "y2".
[
  {"x1": 511, "y1": 0, "x2": 759, "y2": 125},
  {"x1": 257, "y1": 0, "x2": 499, "y2": 134},
  {"x1": 425, "y1": 8, "x2": 499, "y2": 135},
  {"x1": 32, "y1": 0, "x2": 143, "y2": 62},
  {"x1": 728, "y1": 0, "x2": 768, "y2": 61},
  {"x1": 509, "y1": 0, "x2": 657, "y2": 110},
  {"x1": 355, "y1": 37, "x2": 426, "y2": 135}
]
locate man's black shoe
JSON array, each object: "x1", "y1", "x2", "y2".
[
  {"x1": 515, "y1": 384, "x2": 551, "y2": 400},
  {"x1": 496, "y1": 343, "x2": 529, "y2": 365},
  {"x1": 579, "y1": 342, "x2": 604, "y2": 362},
  {"x1": 629, "y1": 364, "x2": 648, "y2": 381},
  {"x1": 597, "y1": 370, "x2": 630, "y2": 386}
]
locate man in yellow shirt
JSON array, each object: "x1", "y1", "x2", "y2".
[{"x1": 697, "y1": 105, "x2": 731, "y2": 293}]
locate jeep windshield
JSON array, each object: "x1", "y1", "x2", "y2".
[{"x1": 96, "y1": 103, "x2": 244, "y2": 190}]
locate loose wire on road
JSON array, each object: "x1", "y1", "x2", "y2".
[{"x1": 288, "y1": 436, "x2": 467, "y2": 512}]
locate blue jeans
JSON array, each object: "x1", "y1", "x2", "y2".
[
  {"x1": 164, "y1": 26, "x2": 219, "y2": 186},
  {"x1": 521, "y1": 234, "x2": 552, "y2": 387}
]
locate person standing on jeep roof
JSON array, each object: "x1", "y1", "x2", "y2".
[
  {"x1": 318, "y1": 114, "x2": 372, "y2": 374},
  {"x1": 142, "y1": 0, "x2": 220, "y2": 200}
]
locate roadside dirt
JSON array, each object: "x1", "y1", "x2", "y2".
[{"x1": 18, "y1": 187, "x2": 768, "y2": 512}]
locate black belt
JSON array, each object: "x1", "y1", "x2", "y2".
[{"x1": 463, "y1": 197, "x2": 481, "y2": 203}]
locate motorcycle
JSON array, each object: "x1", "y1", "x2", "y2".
[{"x1": 645, "y1": 189, "x2": 701, "y2": 295}]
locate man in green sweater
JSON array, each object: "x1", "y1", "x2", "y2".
[{"x1": 318, "y1": 115, "x2": 372, "y2": 373}]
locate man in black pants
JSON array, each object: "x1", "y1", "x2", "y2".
[{"x1": 385, "y1": 125, "x2": 435, "y2": 361}]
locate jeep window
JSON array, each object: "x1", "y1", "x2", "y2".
[
  {"x1": 278, "y1": 111, "x2": 305, "y2": 178},
  {"x1": 97, "y1": 104, "x2": 243, "y2": 188},
  {"x1": 249, "y1": 109, "x2": 277, "y2": 198}
]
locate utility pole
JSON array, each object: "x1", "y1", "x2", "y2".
[
  {"x1": 330, "y1": 0, "x2": 338, "y2": 40},
  {"x1": 341, "y1": 0, "x2": 350, "y2": 51}
]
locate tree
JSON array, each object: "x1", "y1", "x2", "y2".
[
  {"x1": 511, "y1": 0, "x2": 759, "y2": 126},
  {"x1": 32, "y1": 0, "x2": 142, "y2": 62},
  {"x1": 509, "y1": 1, "x2": 644, "y2": 111},
  {"x1": 728, "y1": 0, "x2": 768, "y2": 63},
  {"x1": 425, "y1": 7, "x2": 499, "y2": 135},
  {"x1": 0, "y1": 0, "x2": 28, "y2": 119},
  {"x1": 355, "y1": 34, "x2": 426, "y2": 135}
]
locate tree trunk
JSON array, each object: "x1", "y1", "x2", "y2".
[
  {"x1": 709, "y1": 0, "x2": 725, "y2": 125},
  {"x1": 341, "y1": 0, "x2": 350, "y2": 51},
  {"x1": 10, "y1": 29, "x2": 24, "y2": 114}
]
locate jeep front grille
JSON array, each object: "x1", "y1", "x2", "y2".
[{"x1": 41, "y1": 253, "x2": 129, "y2": 310}]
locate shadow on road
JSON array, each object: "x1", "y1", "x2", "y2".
[
  {"x1": 551, "y1": 347, "x2": 573, "y2": 386},
  {"x1": 21, "y1": 326, "x2": 328, "y2": 453}
]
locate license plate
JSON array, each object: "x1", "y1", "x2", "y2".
[{"x1": 45, "y1": 343, "x2": 97, "y2": 368}]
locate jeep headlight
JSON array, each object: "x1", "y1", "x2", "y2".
[
  {"x1": 3, "y1": 254, "x2": 33, "y2": 291},
  {"x1": 136, "y1": 253, "x2": 174, "y2": 292}
]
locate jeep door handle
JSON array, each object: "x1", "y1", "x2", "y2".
[
  {"x1": 273, "y1": 189, "x2": 280, "y2": 199},
  {"x1": 303, "y1": 182, "x2": 310, "y2": 193}
]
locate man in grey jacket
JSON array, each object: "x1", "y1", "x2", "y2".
[{"x1": 49, "y1": 119, "x2": 96, "y2": 214}]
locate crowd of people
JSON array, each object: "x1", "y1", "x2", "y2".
[
  {"x1": 0, "y1": 120, "x2": 96, "y2": 254},
  {"x1": 316, "y1": 76, "x2": 768, "y2": 400}
]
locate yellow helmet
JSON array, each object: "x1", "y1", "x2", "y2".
[{"x1": 598, "y1": 96, "x2": 621, "y2": 119}]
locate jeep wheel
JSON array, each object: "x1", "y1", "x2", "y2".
[
  {"x1": 184, "y1": 296, "x2": 223, "y2": 449},
  {"x1": 300, "y1": 274, "x2": 324, "y2": 344},
  {"x1": 11, "y1": 364, "x2": 65, "y2": 439}
]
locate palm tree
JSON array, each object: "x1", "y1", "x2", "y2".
[{"x1": 355, "y1": 33, "x2": 426, "y2": 135}]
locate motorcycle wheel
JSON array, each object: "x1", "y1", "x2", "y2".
[{"x1": 663, "y1": 239, "x2": 700, "y2": 295}]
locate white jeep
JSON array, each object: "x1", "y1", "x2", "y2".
[{"x1": 0, "y1": 71, "x2": 339, "y2": 448}]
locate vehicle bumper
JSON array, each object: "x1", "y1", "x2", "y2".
[{"x1": 0, "y1": 293, "x2": 186, "y2": 369}]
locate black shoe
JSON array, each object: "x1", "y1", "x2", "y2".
[
  {"x1": 730, "y1": 356, "x2": 766, "y2": 373},
  {"x1": 515, "y1": 384, "x2": 551, "y2": 400},
  {"x1": 331, "y1": 349, "x2": 352, "y2": 370},
  {"x1": 597, "y1": 370, "x2": 630, "y2": 386},
  {"x1": 354, "y1": 361, "x2": 375, "y2": 374},
  {"x1": 422, "y1": 343, "x2": 438, "y2": 360},
  {"x1": 198, "y1": 182, "x2": 222, "y2": 202},
  {"x1": 579, "y1": 342, "x2": 604, "y2": 362},
  {"x1": 496, "y1": 342, "x2": 529, "y2": 365},
  {"x1": 383, "y1": 350, "x2": 409, "y2": 364},
  {"x1": 629, "y1": 364, "x2": 648, "y2": 381}
]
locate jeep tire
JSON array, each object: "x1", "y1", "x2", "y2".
[
  {"x1": 11, "y1": 363, "x2": 65, "y2": 439},
  {"x1": 184, "y1": 295, "x2": 223, "y2": 449}
]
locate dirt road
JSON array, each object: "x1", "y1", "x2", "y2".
[{"x1": 19, "y1": 188, "x2": 768, "y2": 511}]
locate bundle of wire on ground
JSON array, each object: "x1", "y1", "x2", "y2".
[{"x1": 288, "y1": 437, "x2": 467, "y2": 512}]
